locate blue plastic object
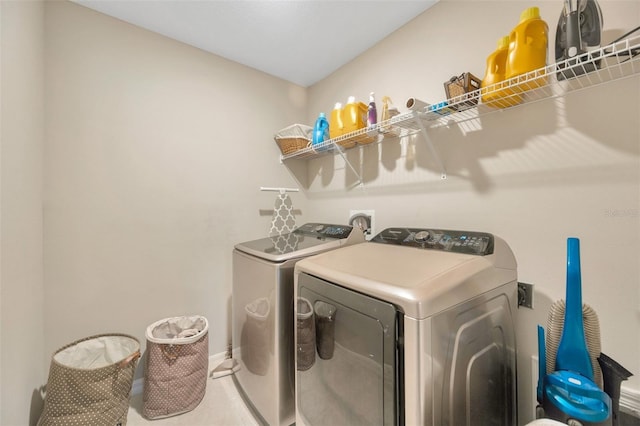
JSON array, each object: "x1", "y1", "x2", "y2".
[
  {"x1": 312, "y1": 112, "x2": 330, "y2": 151},
  {"x1": 540, "y1": 237, "x2": 611, "y2": 424},
  {"x1": 537, "y1": 325, "x2": 546, "y2": 404},
  {"x1": 544, "y1": 370, "x2": 611, "y2": 423},
  {"x1": 427, "y1": 101, "x2": 454, "y2": 116},
  {"x1": 555, "y1": 238, "x2": 594, "y2": 379}
]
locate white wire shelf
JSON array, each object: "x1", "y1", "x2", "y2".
[
  {"x1": 279, "y1": 35, "x2": 640, "y2": 171},
  {"x1": 417, "y1": 34, "x2": 640, "y2": 128}
]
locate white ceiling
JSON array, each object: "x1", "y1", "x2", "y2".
[{"x1": 72, "y1": 0, "x2": 438, "y2": 87}]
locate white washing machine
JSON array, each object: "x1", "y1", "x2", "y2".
[
  {"x1": 232, "y1": 223, "x2": 364, "y2": 426},
  {"x1": 294, "y1": 227, "x2": 518, "y2": 426}
]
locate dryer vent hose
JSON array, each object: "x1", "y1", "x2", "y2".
[{"x1": 545, "y1": 299, "x2": 603, "y2": 389}]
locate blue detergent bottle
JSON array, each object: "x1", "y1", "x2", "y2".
[{"x1": 312, "y1": 112, "x2": 330, "y2": 151}]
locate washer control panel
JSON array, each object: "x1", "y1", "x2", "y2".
[
  {"x1": 371, "y1": 227, "x2": 494, "y2": 256},
  {"x1": 295, "y1": 223, "x2": 354, "y2": 239}
]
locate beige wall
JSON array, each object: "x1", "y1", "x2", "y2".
[
  {"x1": 2, "y1": 0, "x2": 639, "y2": 424},
  {"x1": 43, "y1": 0, "x2": 307, "y2": 373},
  {"x1": 1, "y1": 1, "x2": 46, "y2": 425},
  {"x1": 4, "y1": 0, "x2": 306, "y2": 423},
  {"x1": 300, "y1": 0, "x2": 640, "y2": 422}
]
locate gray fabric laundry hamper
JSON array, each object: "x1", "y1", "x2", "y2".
[
  {"x1": 142, "y1": 315, "x2": 209, "y2": 419},
  {"x1": 37, "y1": 333, "x2": 141, "y2": 426}
]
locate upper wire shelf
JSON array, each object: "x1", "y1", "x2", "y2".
[{"x1": 280, "y1": 35, "x2": 640, "y2": 163}]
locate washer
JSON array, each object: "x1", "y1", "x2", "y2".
[
  {"x1": 294, "y1": 227, "x2": 518, "y2": 426},
  {"x1": 232, "y1": 223, "x2": 364, "y2": 426}
]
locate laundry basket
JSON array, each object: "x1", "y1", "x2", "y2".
[
  {"x1": 37, "y1": 333, "x2": 141, "y2": 426},
  {"x1": 142, "y1": 315, "x2": 209, "y2": 419},
  {"x1": 274, "y1": 124, "x2": 312, "y2": 155},
  {"x1": 444, "y1": 72, "x2": 481, "y2": 111}
]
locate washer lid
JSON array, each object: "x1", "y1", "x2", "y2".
[
  {"x1": 295, "y1": 234, "x2": 517, "y2": 319},
  {"x1": 235, "y1": 223, "x2": 360, "y2": 262}
]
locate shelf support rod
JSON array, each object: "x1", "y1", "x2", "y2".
[
  {"x1": 413, "y1": 114, "x2": 447, "y2": 179},
  {"x1": 333, "y1": 144, "x2": 363, "y2": 186}
]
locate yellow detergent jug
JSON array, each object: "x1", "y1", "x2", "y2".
[
  {"x1": 506, "y1": 7, "x2": 549, "y2": 92},
  {"x1": 481, "y1": 36, "x2": 522, "y2": 108},
  {"x1": 329, "y1": 102, "x2": 344, "y2": 140},
  {"x1": 342, "y1": 96, "x2": 367, "y2": 134}
]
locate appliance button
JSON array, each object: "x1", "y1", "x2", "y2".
[{"x1": 414, "y1": 230, "x2": 430, "y2": 243}]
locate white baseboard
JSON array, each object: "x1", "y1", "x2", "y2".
[
  {"x1": 620, "y1": 385, "x2": 640, "y2": 417},
  {"x1": 131, "y1": 350, "x2": 228, "y2": 396},
  {"x1": 209, "y1": 351, "x2": 229, "y2": 371}
]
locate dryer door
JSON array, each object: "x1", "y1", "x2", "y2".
[{"x1": 297, "y1": 273, "x2": 402, "y2": 426}]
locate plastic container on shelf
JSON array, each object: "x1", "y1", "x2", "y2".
[
  {"x1": 380, "y1": 96, "x2": 397, "y2": 122},
  {"x1": 427, "y1": 101, "x2": 455, "y2": 117},
  {"x1": 342, "y1": 96, "x2": 373, "y2": 145},
  {"x1": 506, "y1": 7, "x2": 549, "y2": 92},
  {"x1": 343, "y1": 96, "x2": 367, "y2": 134},
  {"x1": 329, "y1": 102, "x2": 344, "y2": 140},
  {"x1": 367, "y1": 92, "x2": 377, "y2": 127},
  {"x1": 481, "y1": 36, "x2": 522, "y2": 108},
  {"x1": 312, "y1": 112, "x2": 330, "y2": 152},
  {"x1": 380, "y1": 96, "x2": 400, "y2": 137}
]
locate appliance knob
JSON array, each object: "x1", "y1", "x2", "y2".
[{"x1": 414, "y1": 230, "x2": 430, "y2": 243}]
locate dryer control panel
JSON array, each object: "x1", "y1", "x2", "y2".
[
  {"x1": 295, "y1": 223, "x2": 354, "y2": 239},
  {"x1": 371, "y1": 227, "x2": 494, "y2": 255}
]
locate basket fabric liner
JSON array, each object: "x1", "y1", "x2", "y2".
[
  {"x1": 54, "y1": 335, "x2": 140, "y2": 369},
  {"x1": 38, "y1": 333, "x2": 140, "y2": 426},
  {"x1": 274, "y1": 123, "x2": 312, "y2": 141},
  {"x1": 143, "y1": 315, "x2": 209, "y2": 420},
  {"x1": 146, "y1": 315, "x2": 208, "y2": 344},
  {"x1": 274, "y1": 123, "x2": 312, "y2": 155}
]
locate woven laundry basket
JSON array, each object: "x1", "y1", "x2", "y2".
[
  {"x1": 274, "y1": 124, "x2": 312, "y2": 155},
  {"x1": 142, "y1": 315, "x2": 209, "y2": 419},
  {"x1": 37, "y1": 333, "x2": 141, "y2": 426}
]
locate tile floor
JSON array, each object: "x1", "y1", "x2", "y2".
[
  {"x1": 127, "y1": 375, "x2": 259, "y2": 426},
  {"x1": 127, "y1": 374, "x2": 640, "y2": 426}
]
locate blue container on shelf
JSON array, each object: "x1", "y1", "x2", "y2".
[
  {"x1": 312, "y1": 112, "x2": 331, "y2": 152},
  {"x1": 428, "y1": 101, "x2": 455, "y2": 116}
]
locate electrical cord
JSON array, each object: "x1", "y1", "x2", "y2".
[
  {"x1": 602, "y1": 25, "x2": 640, "y2": 61},
  {"x1": 577, "y1": 25, "x2": 640, "y2": 67},
  {"x1": 608, "y1": 25, "x2": 640, "y2": 46}
]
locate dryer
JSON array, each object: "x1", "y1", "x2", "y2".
[
  {"x1": 232, "y1": 223, "x2": 364, "y2": 426},
  {"x1": 294, "y1": 227, "x2": 518, "y2": 426}
]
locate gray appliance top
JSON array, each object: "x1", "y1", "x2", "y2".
[
  {"x1": 370, "y1": 227, "x2": 494, "y2": 255},
  {"x1": 295, "y1": 227, "x2": 517, "y2": 319},
  {"x1": 234, "y1": 223, "x2": 361, "y2": 263}
]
